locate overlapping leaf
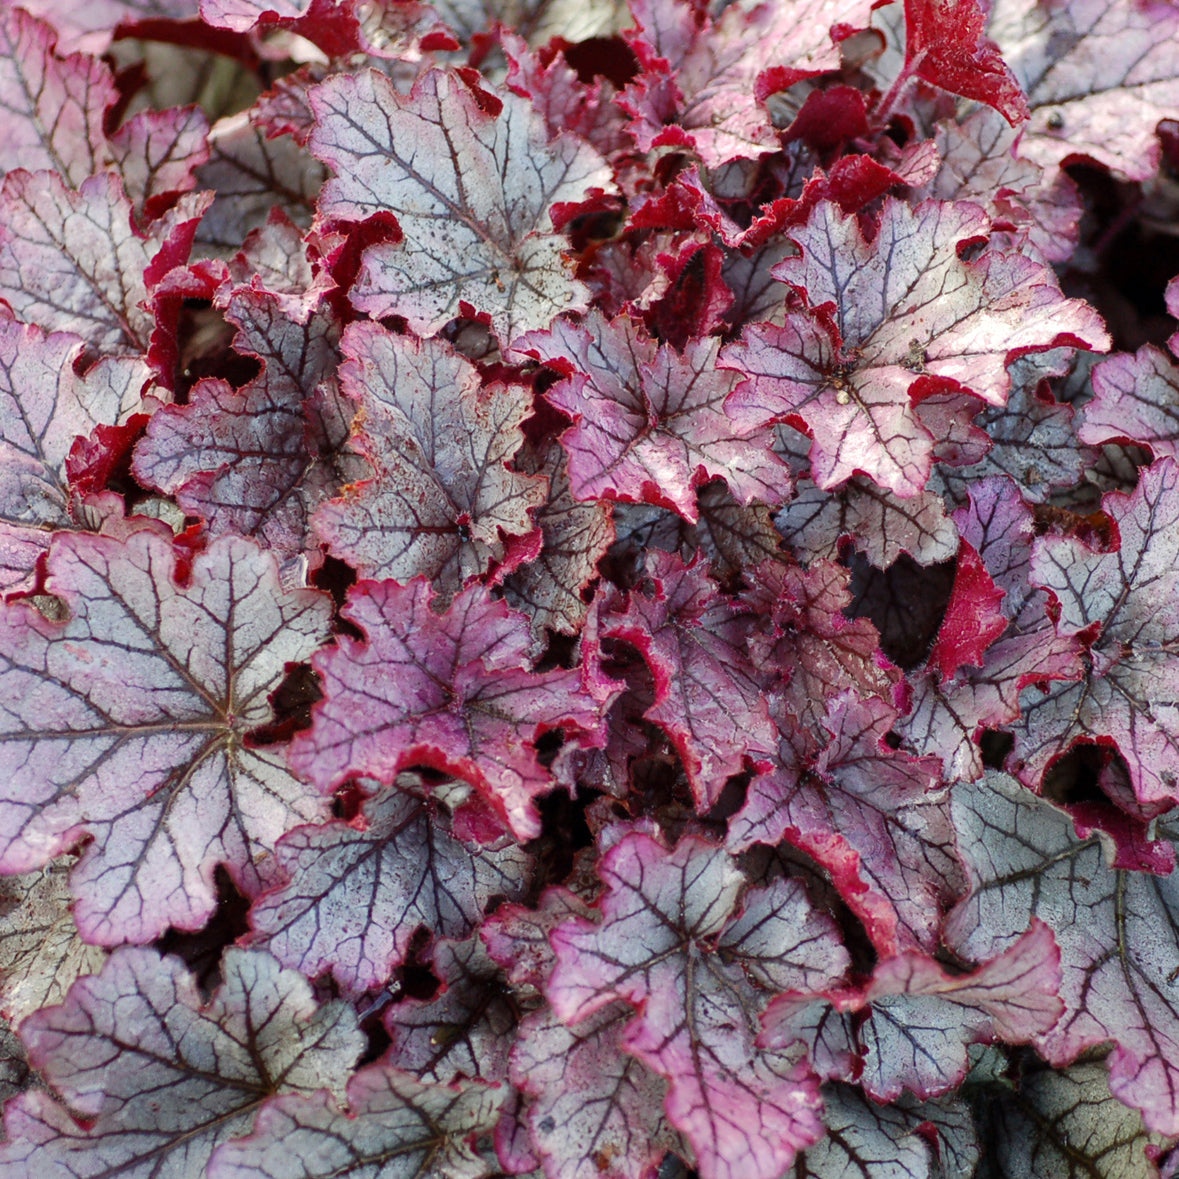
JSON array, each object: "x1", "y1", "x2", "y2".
[
  {"x1": 0, "y1": 530, "x2": 333, "y2": 943},
  {"x1": 311, "y1": 321, "x2": 546, "y2": 596},
  {"x1": 135, "y1": 287, "x2": 351, "y2": 557},
  {"x1": 522, "y1": 311, "x2": 791, "y2": 522},
  {"x1": 794, "y1": 1084, "x2": 979, "y2": 1179},
  {"x1": 592, "y1": 551, "x2": 776, "y2": 810},
  {"x1": 0, "y1": 947, "x2": 363, "y2": 1176},
  {"x1": 622, "y1": 0, "x2": 862, "y2": 167},
  {"x1": 975, "y1": 1060, "x2": 1177, "y2": 1179},
  {"x1": 0, "y1": 5, "x2": 114, "y2": 184},
  {"x1": 991, "y1": 0, "x2": 1179, "y2": 180},
  {"x1": 0, "y1": 318, "x2": 145, "y2": 536},
  {"x1": 729, "y1": 691, "x2": 959, "y2": 955},
  {"x1": 309, "y1": 67, "x2": 615, "y2": 344},
  {"x1": 289, "y1": 579, "x2": 609, "y2": 839},
  {"x1": 901, "y1": 476, "x2": 1084, "y2": 781},
  {"x1": 548, "y1": 832, "x2": 849, "y2": 1179},
  {"x1": 0, "y1": 170, "x2": 209, "y2": 354},
  {"x1": 947, "y1": 771, "x2": 1179, "y2": 1136},
  {"x1": 724, "y1": 198, "x2": 1108, "y2": 497},
  {"x1": 251, "y1": 784, "x2": 531, "y2": 995},
  {"x1": 1012, "y1": 457, "x2": 1179, "y2": 808},
  {"x1": 208, "y1": 1065, "x2": 506, "y2": 1179},
  {"x1": 1080, "y1": 345, "x2": 1179, "y2": 461},
  {"x1": 0, "y1": 863, "x2": 106, "y2": 1024}
]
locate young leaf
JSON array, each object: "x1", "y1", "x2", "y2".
[
  {"x1": 548, "y1": 832, "x2": 849, "y2": 1179},
  {"x1": 311, "y1": 322, "x2": 546, "y2": 597},
  {"x1": 251, "y1": 784, "x2": 531, "y2": 995},
  {"x1": 309, "y1": 67, "x2": 615, "y2": 344},
  {"x1": 0, "y1": 531, "x2": 333, "y2": 943},
  {"x1": 0, "y1": 947, "x2": 364, "y2": 1176},
  {"x1": 289, "y1": 579, "x2": 610, "y2": 839},
  {"x1": 902, "y1": 0, "x2": 1029, "y2": 124}
]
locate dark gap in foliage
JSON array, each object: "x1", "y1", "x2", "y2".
[
  {"x1": 395, "y1": 929, "x2": 441, "y2": 1002},
  {"x1": 153, "y1": 867, "x2": 250, "y2": 997},
  {"x1": 355, "y1": 1004, "x2": 393, "y2": 1068},
  {"x1": 311, "y1": 554, "x2": 360, "y2": 618},
  {"x1": 1065, "y1": 163, "x2": 1179, "y2": 350},
  {"x1": 174, "y1": 300, "x2": 252, "y2": 402},
  {"x1": 331, "y1": 779, "x2": 368, "y2": 822},
  {"x1": 525, "y1": 786, "x2": 600, "y2": 897},
  {"x1": 247, "y1": 661, "x2": 322, "y2": 745},
  {"x1": 1040, "y1": 743, "x2": 1110, "y2": 808},
  {"x1": 980, "y1": 728, "x2": 1015, "y2": 770},
  {"x1": 705, "y1": 770, "x2": 750, "y2": 828},
  {"x1": 533, "y1": 629, "x2": 579, "y2": 671},
  {"x1": 561, "y1": 36, "x2": 639, "y2": 88},
  {"x1": 844, "y1": 551, "x2": 956, "y2": 669}
]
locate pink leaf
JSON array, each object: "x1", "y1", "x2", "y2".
[
  {"x1": 309, "y1": 67, "x2": 615, "y2": 344},
  {"x1": 593, "y1": 552, "x2": 776, "y2": 810},
  {"x1": 622, "y1": 0, "x2": 866, "y2": 166},
  {"x1": 134, "y1": 288, "x2": 353, "y2": 557},
  {"x1": 1081, "y1": 345, "x2": 1179, "y2": 461},
  {"x1": 900, "y1": 475, "x2": 1084, "y2": 781},
  {"x1": 289, "y1": 579, "x2": 610, "y2": 839},
  {"x1": 0, "y1": 6, "x2": 116, "y2": 185},
  {"x1": 990, "y1": 0, "x2": 1179, "y2": 180},
  {"x1": 728, "y1": 691, "x2": 960, "y2": 955},
  {"x1": 853, "y1": 920, "x2": 1062, "y2": 1100},
  {"x1": 0, "y1": 531, "x2": 333, "y2": 942},
  {"x1": 724, "y1": 198, "x2": 1108, "y2": 497},
  {"x1": 548, "y1": 832, "x2": 848, "y2": 1179}
]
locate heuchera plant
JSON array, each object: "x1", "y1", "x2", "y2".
[{"x1": 5, "y1": 0, "x2": 1179, "y2": 1174}]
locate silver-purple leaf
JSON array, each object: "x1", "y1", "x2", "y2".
[
  {"x1": 309, "y1": 67, "x2": 615, "y2": 344},
  {"x1": 0, "y1": 947, "x2": 363, "y2": 1176},
  {"x1": 251, "y1": 786, "x2": 531, "y2": 995},
  {"x1": 0, "y1": 530, "x2": 333, "y2": 943}
]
